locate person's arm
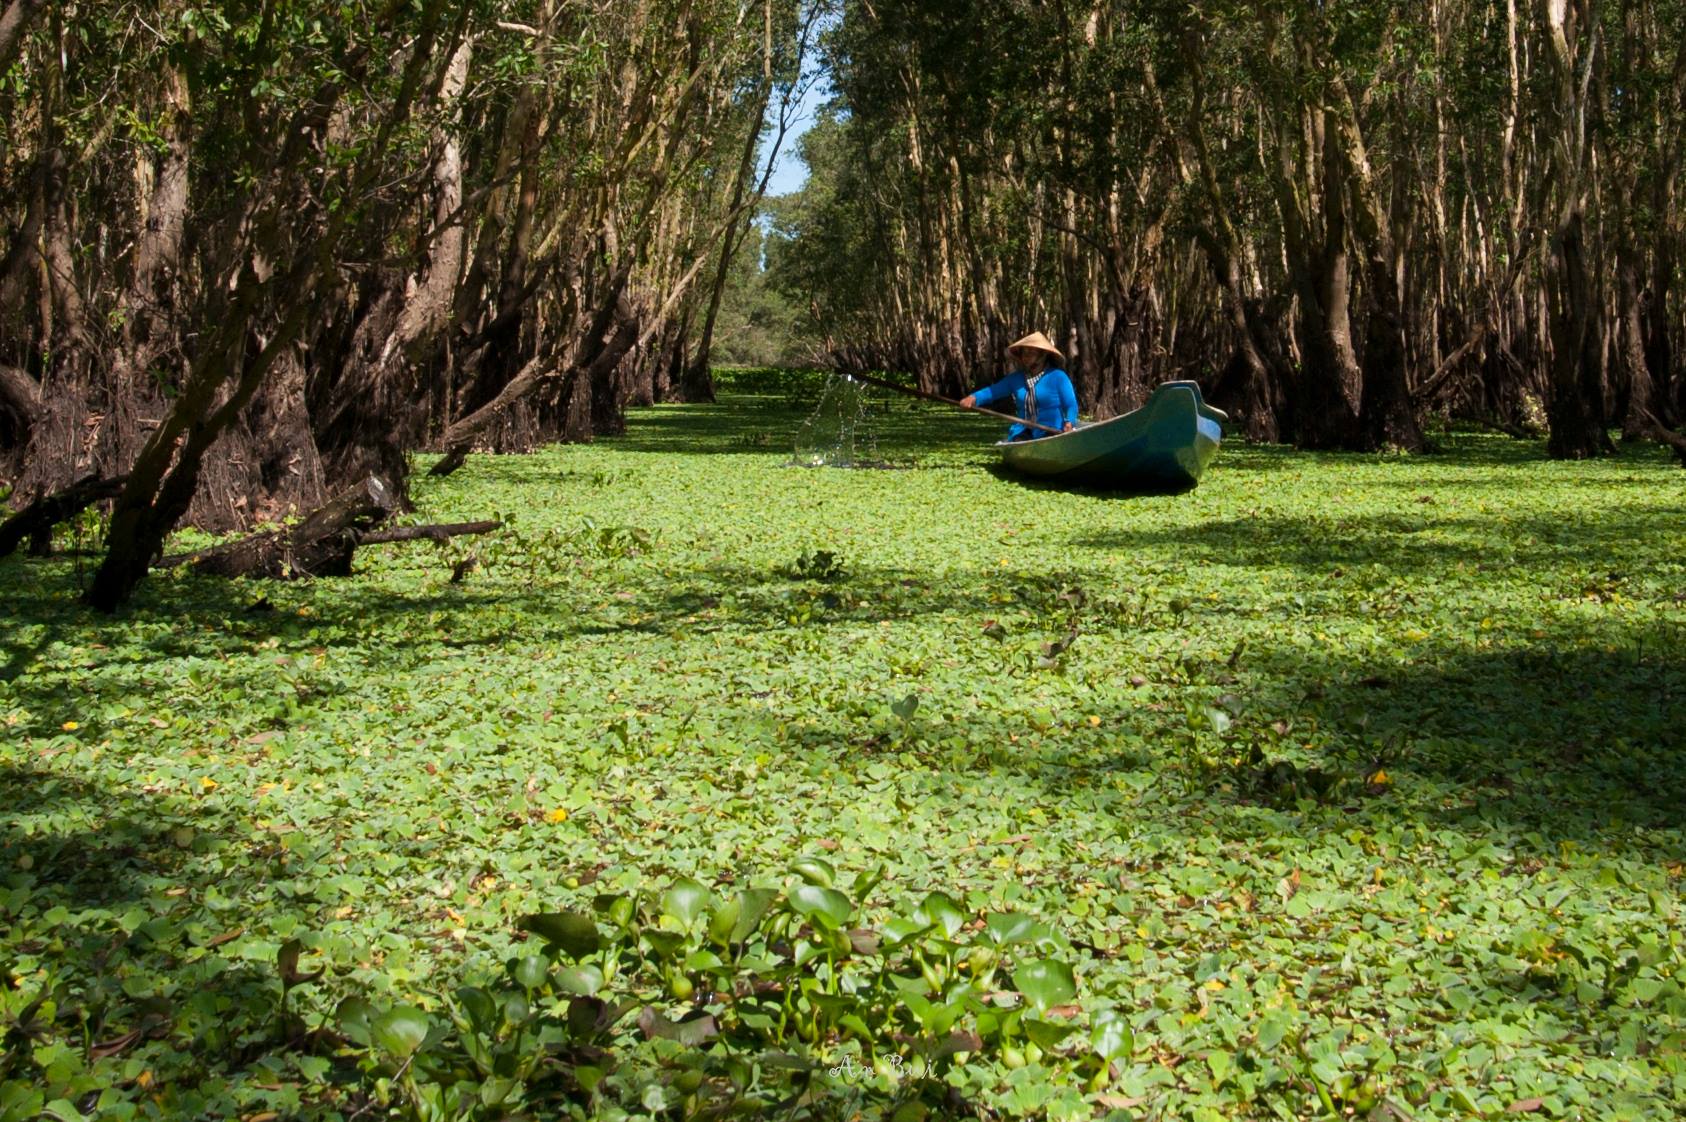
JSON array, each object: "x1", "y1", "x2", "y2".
[
  {"x1": 1057, "y1": 373, "x2": 1078, "y2": 430},
  {"x1": 962, "y1": 373, "x2": 1015, "y2": 410}
]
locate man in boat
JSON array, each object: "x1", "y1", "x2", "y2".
[{"x1": 960, "y1": 332, "x2": 1078, "y2": 441}]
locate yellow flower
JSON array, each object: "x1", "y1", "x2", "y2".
[
  {"x1": 62, "y1": 721, "x2": 78, "y2": 731},
  {"x1": 546, "y1": 808, "x2": 568, "y2": 823},
  {"x1": 200, "y1": 777, "x2": 218, "y2": 791}
]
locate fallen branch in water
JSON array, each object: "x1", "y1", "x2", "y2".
[
  {"x1": 1639, "y1": 411, "x2": 1686, "y2": 465},
  {"x1": 0, "y1": 474, "x2": 127, "y2": 558},
  {"x1": 361, "y1": 520, "x2": 502, "y2": 544},
  {"x1": 158, "y1": 476, "x2": 396, "y2": 578}
]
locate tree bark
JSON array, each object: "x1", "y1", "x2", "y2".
[
  {"x1": 88, "y1": 260, "x2": 321, "y2": 611},
  {"x1": 1540, "y1": 0, "x2": 1613, "y2": 459},
  {"x1": 1328, "y1": 75, "x2": 1425, "y2": 451},
  {"x1": 0, "y1": 0, "x2": 45, "y2": 73},
  {"x1": 0, "y1": 363, "x2": 42, "y2": 451}
]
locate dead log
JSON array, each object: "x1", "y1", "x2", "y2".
[
  {"x1": 160, "y1": 475, "x2": 396, "y2": 579},
  {"x1": 1411, "y1": 324, "x2": 1487, "y2": 407},
  {"x1": 1640, "y1": 411, "x2": 1686, "y2": 465},
  {"x1": 360, "y1": 519, "x2": 502, "y2": 544},
  {"x1": 0, "y1": 474, "x2": 127, "y2": 558}
]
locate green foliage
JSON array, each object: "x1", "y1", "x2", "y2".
[
  {"x1": 709, "y1": 218, "x2": 807, "y2": 368},
  {"x1": 788, "y1": 548, "x2": 848, "y2": 582},
  {"x1": 2, "y1": 378, "x2": 1685, "y2": 1119},
  {"x1": 322, "y1": 878, "x2": 1088, "y2": 1117}
]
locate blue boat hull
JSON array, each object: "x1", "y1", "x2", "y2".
[{"x1": 998, "y1": 381, "x2": 1226, "y2": 492}]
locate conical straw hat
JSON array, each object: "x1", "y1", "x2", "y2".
[{"x1": 1007, "y1": 331, "x2": 1064, "y2": 364}]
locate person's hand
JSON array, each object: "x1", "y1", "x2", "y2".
[
  {"x1": 1062, "y1": 422, "x2": 1076, "y2": 432},
  {"x1": 960, "y1": 394, "x2": 977, "y2": 408}
]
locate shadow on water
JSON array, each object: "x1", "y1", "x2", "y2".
[
  {"x1": 981, "y1": 461, "x2": 1196, "y2": 498},
  {"x1": 769, "y1": 614, "x2": 1686, "y2": 848},
  {"x1": 5, "y1": 509, "x2": 1680, "y2": 852},
  {"x1": 608, "y1": 390, "x2": 1003, "y2": 461},
  {"x1": 1068, "y1": 505, "x2": 1686, "y2": 575},
  {"x1": 0, "y1": 763, "x2": 255, "y2": 910}
]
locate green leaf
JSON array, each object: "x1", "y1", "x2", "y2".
[
  {"x1": 509, "y1": 954, "x2": 549, "y2": 991},
  {"x1": 1091, "y1": 1008, "x2": 1133, "y2": 1063},
  {"x1": 915, "y1": 891, "x2": 966, "y2": 937},
  {"x1": 556, "y1": 964, "x2": 604, "y2": 996},
  {"x1": 519, "y1": 911, "x2": 602, "y2": 958},
  {"x1": 853, "y1": 862, "x2": 888, "y2": 901},
  {"x1": 791, "y1": 857, "x2": 836, "y2": 887},
  {"x1": 986, "y1": 912, "x2": 1050, "y2": 946},
  {"x1": 1254, "y1": 1012, "x2": 1289, "y2": 1052},
  {"x1": 372, "y1": 1005, "x2": 431, "y2": 1058},
  {"x1": 663, "y1": 877, "x2": 712, "y2": 925},
  {"x1": 707, "y1": 896, "x2": 742, "y2": 945},
  {"x1": 788, "y1": 884, "x2": 853, "y2": 929},
  {"x1": 1023, "y1": 1016, "x2": 1078, "y2": 1049},
  {"x1": 454, "y1": 986, "x2": 497, "y2": 1031},
  {"x1": 731, "y1": 888, "x2": 778, "y2": 943},
  {"x1": 336, "y1": 997, "x2": 377, "y2": 1047},
  {"x1": 594, "y1": 893, "x2": 637, "y2": 928},
  {"x1": 644, "y1": 930, "x2": 686, "y2": 957},
  {"x1": 1011, "y1": 958, "x2": 1076, "y2": 1012},
  {"x1": 479, "y1": 1077, "x2": 519, "y2": 1108}
]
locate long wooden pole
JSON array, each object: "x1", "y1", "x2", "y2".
[{"x1": 842, "y1": 370, "x2": 1062, "y2": 435}]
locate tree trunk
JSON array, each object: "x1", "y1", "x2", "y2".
[
  {"x1": 1544, "y1": 207, "x2": 1612, "y2": 457},
  {"x1": 1540, "y1": 0, "x2": 1613, "y2": 459},
  {"x1": 1616, "y1": 252, "x2": 1656, "y2": 440},
  {"x1": 1328, "y1": 75, "x2": 1425, "y2": 451}
]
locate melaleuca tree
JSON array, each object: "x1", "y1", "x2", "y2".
[
  {"x1": 772, "y1": 0, "x2": 1685, "y2": 455},
  {"x1": 0, "y1": 0, "x2": 814, "y2": 607}
]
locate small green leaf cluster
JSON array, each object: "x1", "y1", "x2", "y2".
[{"x1": 328, "y1": 865, "x2": 1101, "y2": 1118}]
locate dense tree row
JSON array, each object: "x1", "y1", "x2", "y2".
[
  {"x1": 0, "y1": 0, "x2": 810, "y2": 606},
  {"x1": 770, "y1": 0, "x2": 1685, "y2": 455}
]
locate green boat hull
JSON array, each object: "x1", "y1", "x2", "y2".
[{"x1": 998, "y1": 380, "x2": 1226, "y2": 492}]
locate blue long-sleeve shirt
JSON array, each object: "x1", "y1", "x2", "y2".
[{"x1": 971, "y1": 368, "x2": 1078, "y2": 441}]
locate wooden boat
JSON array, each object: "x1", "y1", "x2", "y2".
[{"x1": 998, "y1": 380, "x2": 1227, "y2": 492}]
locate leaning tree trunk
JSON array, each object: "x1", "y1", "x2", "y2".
[{"x1": 88, "y1": 262, "x2": 321, "y2": 612}]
